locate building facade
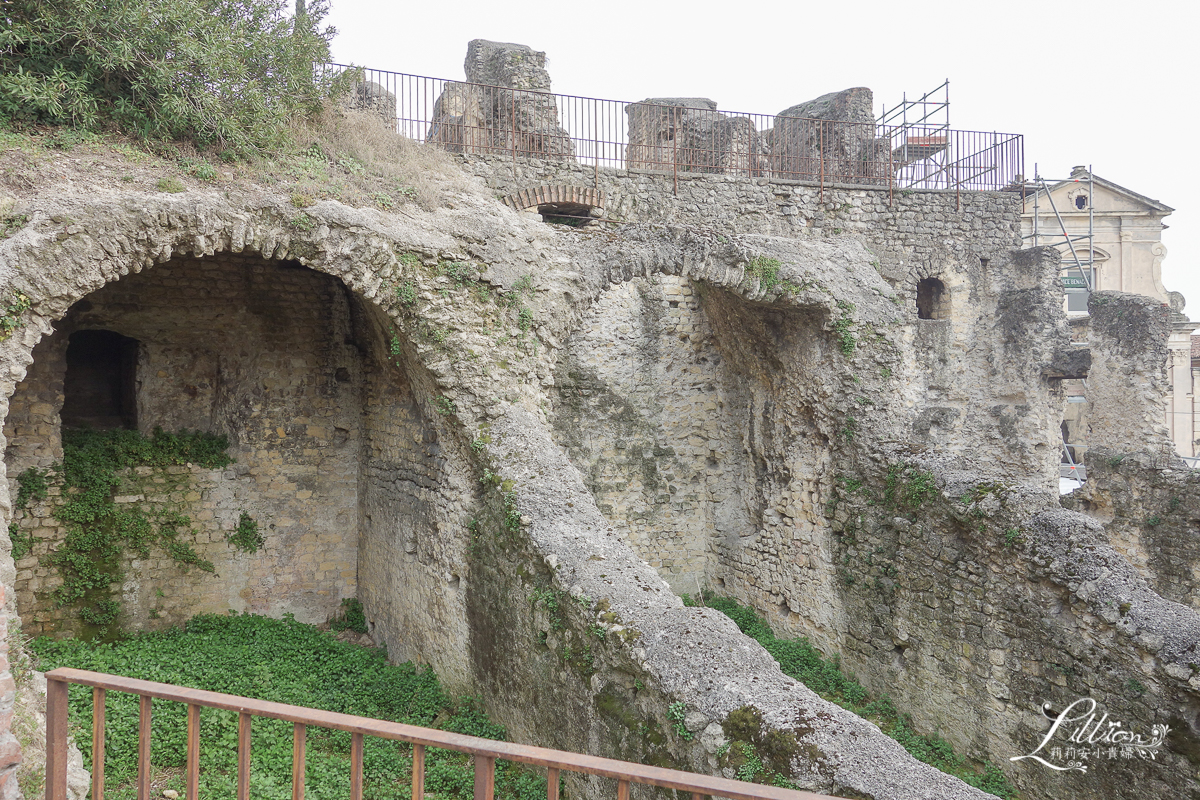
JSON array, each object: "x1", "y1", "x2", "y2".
[{"x1": 1021, "y1": 167, "x2": 1197, "y2": 460}]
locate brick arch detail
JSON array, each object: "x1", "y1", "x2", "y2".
[{"x1": 500, "y1": 185, "x2": 605, "y2": 212}]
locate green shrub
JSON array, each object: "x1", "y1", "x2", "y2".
[
  {"x1": 330, "y1": 597, "x2": 367, "y2": 634},
  {"x1": 0, "y1": 0, "x2": 341, "y2": 155},
  {"x1": 227, "y1": 511, "x2": 264, "y2": 554}
]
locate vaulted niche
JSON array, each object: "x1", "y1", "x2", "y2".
[
  {"x1": 4, "y1": 253, "x2": 465, "y2": 671},
  {"x1": 61, "y1": 330, "x2": 139, "y2": 430}
]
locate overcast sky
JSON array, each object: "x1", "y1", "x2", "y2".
[{"x1": 324, "y1": 0, "x2": 1198, "y2": 315}]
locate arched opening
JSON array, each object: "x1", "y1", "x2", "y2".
[
  {"x1": 916, "y1": 277, "x2": 948, "y2": 320},
  {"x1": 5, "y1": 252, "x2": 459, "y2": 650},
  {"x1": 61, "y1": 330, "x2": 139, "y2": 430},
  {"x1": 538, "y1": 201, "x2": 596, "y2": 227}
]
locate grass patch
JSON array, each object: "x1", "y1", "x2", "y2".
[
  {"x1": 282, "y1": 107, "x2": 471, "y2": 211},
  {"x1": 684, "y1": 594, "x2": 1017, "y2": 799},
  {"x1": 744, "y1": 256, "x2": 806, "y2": 295},
  {"x1": 32, "y1": 613, "x2": 548, "y2": 800}
]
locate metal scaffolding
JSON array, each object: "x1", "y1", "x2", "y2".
[
  {"x1": 879, "y1": 81, "x2": 952, "y2": 189},
  {"x1": 1022, "y1": 165, "x2": 1096, "y2": 302}
]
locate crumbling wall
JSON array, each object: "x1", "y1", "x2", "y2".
[
  {"x1": 624, "y1": 98, "x2": 765, "y2": 176},
  {"x1": 824, "y1": 466, "x2": 1200, "y2": 800},
  {"x1": 355, "y1": 301, "x2": 477, "y2": 689},
  {"x1": 770, "y1": 88, "x2": 886, "y2": 184},
  {"x1": 1061, "y1": 292, "x2": 1200, "y2": 611},
  {"x1": 551, "y1": 276, "x2": 741, "y2": 594}
]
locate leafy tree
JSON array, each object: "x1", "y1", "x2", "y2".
[{"x1": 0, "y1": 0, "x2": 342, "y2": 155}]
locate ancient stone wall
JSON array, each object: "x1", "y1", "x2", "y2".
[
  {"x1": 460, "y1": 154, "x2": 1020, "y2": 262},
  {"x1": 2, "y1": 124, "x2": 1198, "y2": 800},
  {"x1": 428, "y1": 40, "x2": 574, "y2": 161},
  {"x1": 1059, "y1": 293, "x2": 1200, "y2": 611},
  {"x1": 551, "y1": 276, "x2": 741, "y2": 594},
  {"x1": 5, "y1": 254, "x2": 364, "y2": 634},
  {"x1": 355, "y1": 303, "x2": 477, "y2": 689}
]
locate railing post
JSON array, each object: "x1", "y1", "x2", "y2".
[
  {"x1": 238, "y1": 712, "x2": 251, "y2": 800},
  {"x1": 186, "y1": 704, "x2": 201, "y2": 800},
  {"x1": 672, "y1": 107, "x2": 679, "y2": 196},
  {"x1": 137, "y1": 696, "x2": 151, "y2": 800},
  {"x1": 819, "y1": 120, "x2": 825, "y2": 201},
  {"x1": 473, "y1": 754, "x2": 495, "y2": 800},
  {"x1": 412, "y1": 744, "x2": 426, "y2": 800},
  {"x1": 887, "y1": 125, "x2": 895, "y2": 206},
  {"x1": 92, "y1": 688, "x2": 106, "y2": 800},
  {"x1": 45, "y1": 675, "x2": 68, "y2": 800},
  {"x1": 350, "y1": 733, "x2": 364, "y2": 800},
  {"x1": 292, "y1": 723, "x2": 306, "y2": 800}
]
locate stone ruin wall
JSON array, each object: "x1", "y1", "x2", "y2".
[
  {"x1": 0, "y1": 190, "x2": 1040, "y2": 800},
  {"x1": 1061, "y1": 293, "x2": 1200, "y2": 614},
  {"x1": 0, "y1": 50, "x2": 1198, "y2": 796},
  {"x1": 467, "y1": 152, "x2": 1200, "y2": 799}
]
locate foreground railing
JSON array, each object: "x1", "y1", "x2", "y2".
[
  {"x1": 46, "y1": 668, "x2": 840, "y2": 800},
  {"x1": 335, "y1": 65, "x2": 1023, "y2": 195}
]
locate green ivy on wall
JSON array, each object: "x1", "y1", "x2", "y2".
[{"x1": 14, "y1": 427, "x2": 233, "y2": 637}]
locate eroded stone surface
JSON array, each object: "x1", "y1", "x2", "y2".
[{"x1": 0, "y1": 133, "x2": 1195, "y2": 800}]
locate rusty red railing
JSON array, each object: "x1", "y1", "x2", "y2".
[
  {"x1": 46, "y1": 668, "x2": 842, "y2": 800},
  {"x1": 334, "y1": 65, "x2": 1023, "y2": 194}
]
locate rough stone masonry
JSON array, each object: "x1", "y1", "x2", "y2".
[{"x1": 0, "y1": 41, "x2": 1198, "y2": 800}]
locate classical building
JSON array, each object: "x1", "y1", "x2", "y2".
[
  {"x1": 1021, "y1": 167, "x2": 1197, "y2": 460},
  {"x1": 1194, "y1": 335, "x2": 1200, "y2": 463}
]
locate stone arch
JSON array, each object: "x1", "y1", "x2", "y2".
[
  {"x1": 500, "y1": 185, "x2": 604, "y2": 218},
  {"x1": 0, "y1": 204, "x2": 482, "y2": 688}
]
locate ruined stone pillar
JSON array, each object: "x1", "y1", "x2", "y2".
[
  {"x1": 1085, "y1": 291, "x2": 1175, "y2": 454},
  {"x1": 428, "y1": 40, "x2": 575, "y2": 161},
  {"x1": 770, "y1": 87, "x2": 885, "y2": 184}
]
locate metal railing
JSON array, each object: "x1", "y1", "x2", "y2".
[
  {"x1": 337, "y1": 66, "x2": 1023, "y2": 194},
  {"x1": 45, "y1": 668, "x2": 841, "y2": 800}
]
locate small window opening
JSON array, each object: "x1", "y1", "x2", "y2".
[
  {"x1": 916, "y1": 277, "x2": 948, "y2": 320},
  {"x1": 538, "y1": 202, "x2": 596, "y2": 228},
  {"x1": 1075, "y1": 195, "x2": 1088, "y2": 210},
  {"x1": 61, "y1": 330, "x2": 139, "y2": 429}
]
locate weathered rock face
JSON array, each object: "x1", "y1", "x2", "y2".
[
  {"x1": 1059, "y1": 292, "x2": 1200, "y2": 616},
  {"x1": 1084, "y1": 291, "x2": 1174, "y2": 451},
  {"x1": 0, "y1": 108, "x2": 1197, "y2": 800},
  {"x1": 428, "y1": 39, "x2": 574, "y2": 161},
  {"x1": 463, "y1": 39, "x2": 552, "y2": 91}
]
